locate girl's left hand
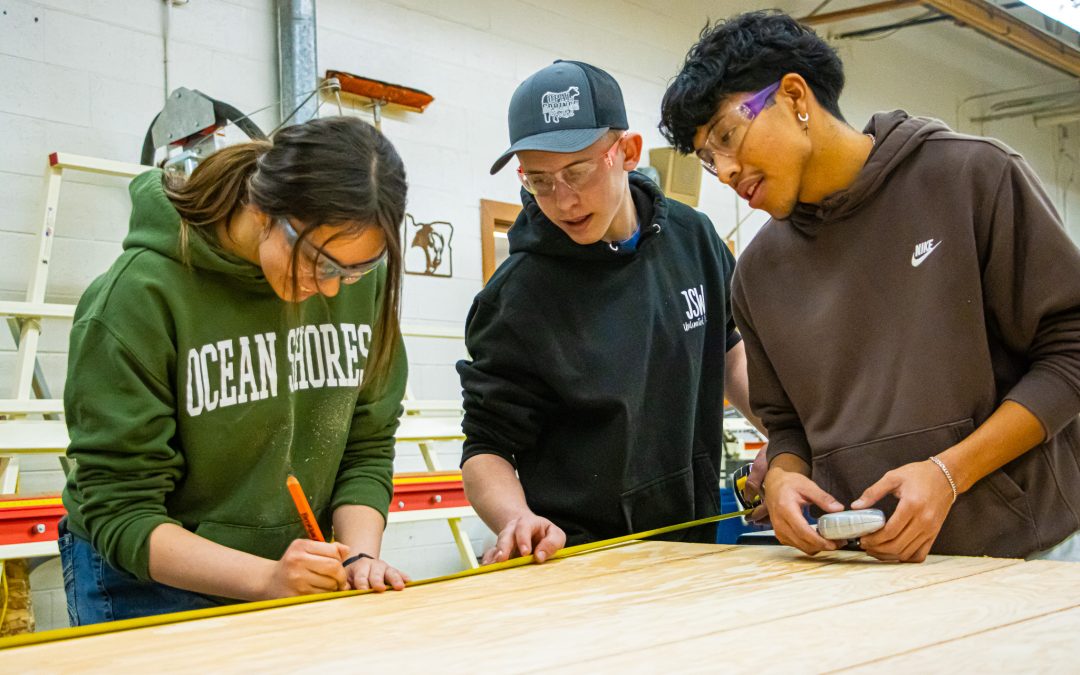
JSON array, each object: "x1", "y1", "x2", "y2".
[
  {"x1": 345, "y1": 556, "x2": 412, "y2": 592},
  {"x1": 851, "y1": 459, "x2": 955, "y2": 563}
]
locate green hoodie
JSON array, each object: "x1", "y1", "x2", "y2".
[{"x1": 61, "y1": 170, "x2": 406, "y2": 582}]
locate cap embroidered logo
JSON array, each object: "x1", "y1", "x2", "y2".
[
  {"x1": 490, "y1": 60, "x2": 627, "y2": 174},
  {"x1": 541, "y1": 86, "x2": 580, "y2": 124}
]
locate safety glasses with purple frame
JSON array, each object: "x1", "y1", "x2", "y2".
[{"x1": 696, "y1": 81, "x2": 781, "y2": 176}]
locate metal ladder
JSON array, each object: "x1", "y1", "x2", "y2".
[{"x1": 0, "y1": 153, "x2": 145, "y2": 558}]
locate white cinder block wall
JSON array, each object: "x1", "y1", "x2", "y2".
[{"x1": 0, "y1": 0, "x2": 1076, "y2": 630}]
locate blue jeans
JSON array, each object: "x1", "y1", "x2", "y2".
[
  {"x1": 1028, "y1": 529, "x2": 1080, "y2": 562},
  {"x1": 59, "y1": 519, "x2": 226, "y2": 626}
]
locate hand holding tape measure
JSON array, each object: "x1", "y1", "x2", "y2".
[
  {"x1": 735, "y1": 455, "x2": 887, "y2": 553},
  {"x1": 735, "y1": 467, "x2": 885, "y2": 540},
  {"x1": 730, "y1": 446, "x2": 770, "y2": 522}
]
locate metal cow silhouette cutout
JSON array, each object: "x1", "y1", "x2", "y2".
[{"x1": 403, "y1": 213, "x2": 454, "y2": 277}]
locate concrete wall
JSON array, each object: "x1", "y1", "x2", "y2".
[{"x1": 1, "y1": 0, "x2": 1076, "y2": 630}]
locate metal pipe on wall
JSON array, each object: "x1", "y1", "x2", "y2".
[
  {"x1": 162, "y1": 0, "x2": 189, "y2": 105},
  {"x1": 163, "y1": 0, "x2": 171, "y2": 104},
  {"x1": 276, "y1": 0, "x2": 318, "y2": 128}
]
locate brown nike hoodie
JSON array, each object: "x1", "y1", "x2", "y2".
[{"x1": 732, "y1": 110, "x2": 1080, "y2": 557}]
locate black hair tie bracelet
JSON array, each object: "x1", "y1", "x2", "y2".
[{"x1": 342, "y1": 552, "x2": 374, "y2": 568}]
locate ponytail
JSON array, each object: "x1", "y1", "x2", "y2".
[{"x1": 163, "y1": 141, "x2": 272, "y2": 260}]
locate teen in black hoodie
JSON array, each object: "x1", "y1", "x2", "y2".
[
  {"x1": 458, "y1": 61, "x2": 761, "y2": 563},
  {"x1": 661, "y1": 12, "x2": 1080, "y2": 562}
]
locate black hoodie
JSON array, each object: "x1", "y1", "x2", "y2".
[
  {"x1": 733, "y1": 111, "x2": 1080, "y2": 557},
  {"x1": 457, "y1": 172, "x2": 740, "y2": 545}
]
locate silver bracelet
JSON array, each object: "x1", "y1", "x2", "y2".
[{"x1": 929, "y1": 456, "x2": 958, "y2": 504}]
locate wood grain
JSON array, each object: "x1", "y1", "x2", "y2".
[
  {"x1": 577, "y1": 558, "x2": 1079, "y2": 673},
  {"x1": 2, "y1": 542, "x2": 1075, "y2": 673},
  {"x1": 841, "y1": 605, "x2": 1080, "y2": 673}
]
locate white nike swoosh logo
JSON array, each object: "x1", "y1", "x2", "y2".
[{"x1": 911, "y1": 241, "x2": 942, "y2": 267}]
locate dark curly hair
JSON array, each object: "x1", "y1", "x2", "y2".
[{"x1": 660, "y1": 11, "x2": 846, "y2": 154}]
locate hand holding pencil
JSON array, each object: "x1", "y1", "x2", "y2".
[
  {"x1": 281, "y1": 474, "x2": 410, "y2": 595},
  {"x1": 259, "y1": 475, "x2": 350, "y2": 599}
]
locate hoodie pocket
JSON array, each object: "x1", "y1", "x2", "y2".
[
  {"x1": 193, "y1": 516, "x2": 319, "y2": 561},
  {"x1": 813, "y1": 418, "x2": 1037, "y2": 556},
  {"x1": 620, "y1": 467, "x2": 692, "y2": 535},
  {"x1": 619, "y1": 456, "x2": 720, "y2": 536}
]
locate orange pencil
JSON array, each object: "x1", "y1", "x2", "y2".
[{"x1": 286, "y1": 474, "x2": 325, "y2": 542}]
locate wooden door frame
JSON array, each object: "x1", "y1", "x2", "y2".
[{"x1": 480, "y1": 199, "x2": 521, "y2": 284}]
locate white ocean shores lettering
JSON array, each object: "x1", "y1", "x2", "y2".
[
  {"x1": 286, "y1": 323, "x2": 370, "y2": 392},
  {"x1": 185, "y1": 323, "x2": 371, "y2": 417},
  {"x1": 541, "y1": 86, "x2": 580, "y2": 124}
]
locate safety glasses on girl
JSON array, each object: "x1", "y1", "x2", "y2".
[{"x1": 277, "y1": 217, "x2": 386, "y2": 284}]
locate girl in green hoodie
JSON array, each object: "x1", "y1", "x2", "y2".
[{"x1": 60, "y1": 116, "x2": 411, "y2": 625}]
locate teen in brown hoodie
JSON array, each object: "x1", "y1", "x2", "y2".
[{"x1": 660, "y1": 11, "x2": 1080, "y2": 562}]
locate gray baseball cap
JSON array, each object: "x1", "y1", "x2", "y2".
[{"x1": 489, "y1": 60, "x2": 628, "y2": 174}]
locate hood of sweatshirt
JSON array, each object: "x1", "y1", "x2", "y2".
[
  {"x1": 787, "y1": 110, "x2": 951, "y2": 236},
  {"x1": 123, "y1": 169, "x2": 273, "y2": 292},
  {"x1": 508, "y1": 171, "x2": 667, "y2": 261}
]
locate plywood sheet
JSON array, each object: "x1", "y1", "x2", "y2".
[
  {"x1": 2, "y1": 542, "x2": 1077, "y2": 673},
  {"x1": 841, "y1": 605, "x2": 1080, "y2": 673}
]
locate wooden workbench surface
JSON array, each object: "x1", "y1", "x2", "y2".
[{"x1": 4, "y1": 541, "x2": 1079, "y2": 672}]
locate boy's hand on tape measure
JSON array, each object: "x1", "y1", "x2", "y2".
[
  {"x1": 746, "y1": 445, "x2": 770, "y2": 523},
  {"x1": 482, "y1": 512, "x2": 566, "y2": 565},
  {"x1": 345, "y1": 555, "x2": 411, "y2": 593},
  {"x1": 852, "y1": 460, "x2": 954, "y2": 563},
  {"x1": 747, "y1": 445, "x2": 768, "y2": 498},
  {"x1": 263, "y1": 539, "x2": 350, "y2": 598},
  {"x1": 764, "y1": 462, "x2": 844, "y2": 556}
]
